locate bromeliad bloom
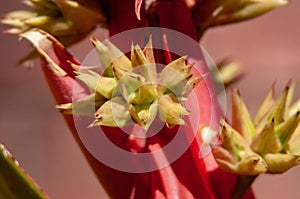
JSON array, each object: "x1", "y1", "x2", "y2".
[
  {"x1": 1, "y1": 0, "x2": 298, "y2": 199},
  {"x1": 21, "y1": 28, "x2": 255, "y2": 199},
  {"x1": 57, "y1": 37, "x2": 202, "y2": 129}
]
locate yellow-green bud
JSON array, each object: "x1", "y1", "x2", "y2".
[
  {"x1": 263, "y1": 153, "x2": 299, "y2": 174},
  {"x1": 2, "y1": 0, "x2": 106, "y2": 44},
  {"x1": 90, "y1": 97, "x2": 132, "y2": 127},
  {"x1": 57, "y1": 35, "x2": 202, "y2": 129},
  {"x1": 158, "y1": 94, "x2": 189, "y2": 126},
  {"x1": 212, "y1": 121, "x2": 267, "y2": 175},
  {"x1": 214, "y1": 82, "x2": 300, "y2": 175}
]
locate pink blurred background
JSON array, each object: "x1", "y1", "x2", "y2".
[{"x1": 1, "y1": 1, "x2": 300, "y2": 198}]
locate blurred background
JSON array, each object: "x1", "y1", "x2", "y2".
[{"x1": 0, "y1": 1, "x2": 300, "y2": 198}]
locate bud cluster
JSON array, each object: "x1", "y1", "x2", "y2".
[
  {"x1": 213, "y1": 83, "x2": 300, "y2": 175},
  {"x1": 2, "y1": 0, "x2": 105, "y2": 46},
  {"x1": 57, "y1": 37, "x2": 203, "y2": 129},
  {"x1": 193, "y1": 0, "x2": 288, "y2": 33}
]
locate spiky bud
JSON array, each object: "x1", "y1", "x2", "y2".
[
  {"x1": 213, "y1": 82, "x2": 300, "y2": 175},
  {"x1": 56, "y1": 37, "x2": 202, "y2": 129},
  {"x1": 191, "y1": 0, "x2": 289, "y2": 37},
  {"x1": 213, "y1": 121, "x2": 268, "y2": 175},
  {"x1": 2, "y1": 0, "x2": 105, "y2": 46}
]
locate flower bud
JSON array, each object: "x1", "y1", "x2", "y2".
[
  {"x1": 2, "y1": 0, "x2": 105, "y2": 45},
  {"x1": 263, "y1": 153, "x2": 299, "y2": 173},
  {"x1": 56, "y1": 35, "x2": 201, "y2": 129},
  {"x1": 251, "y1": 119, "x2": 281, "y2": 154},
  {"x1": 192, "y1": 0, "x2": 288, "y2": 31},
  {"x1": 213, "y1": 121, "x2": 268, "y2": 175},
  {"x1": 158, "y1": 93, "x2": 189, "y2": 126},
  {"x1": 90, "y1": 96, "x2": 132, "y2": 127}
]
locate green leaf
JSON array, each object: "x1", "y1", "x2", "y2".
[{"x1": 0, "y1": 144, "x2": 49, "y2": 199}]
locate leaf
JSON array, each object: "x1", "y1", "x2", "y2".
[{"x1": 0, "y1": 144, "x2": 49, "y2": 199}]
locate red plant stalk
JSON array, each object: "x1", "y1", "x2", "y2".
[{"x1": 23, "y1": 0, "x2": 255, "y2": 198}]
